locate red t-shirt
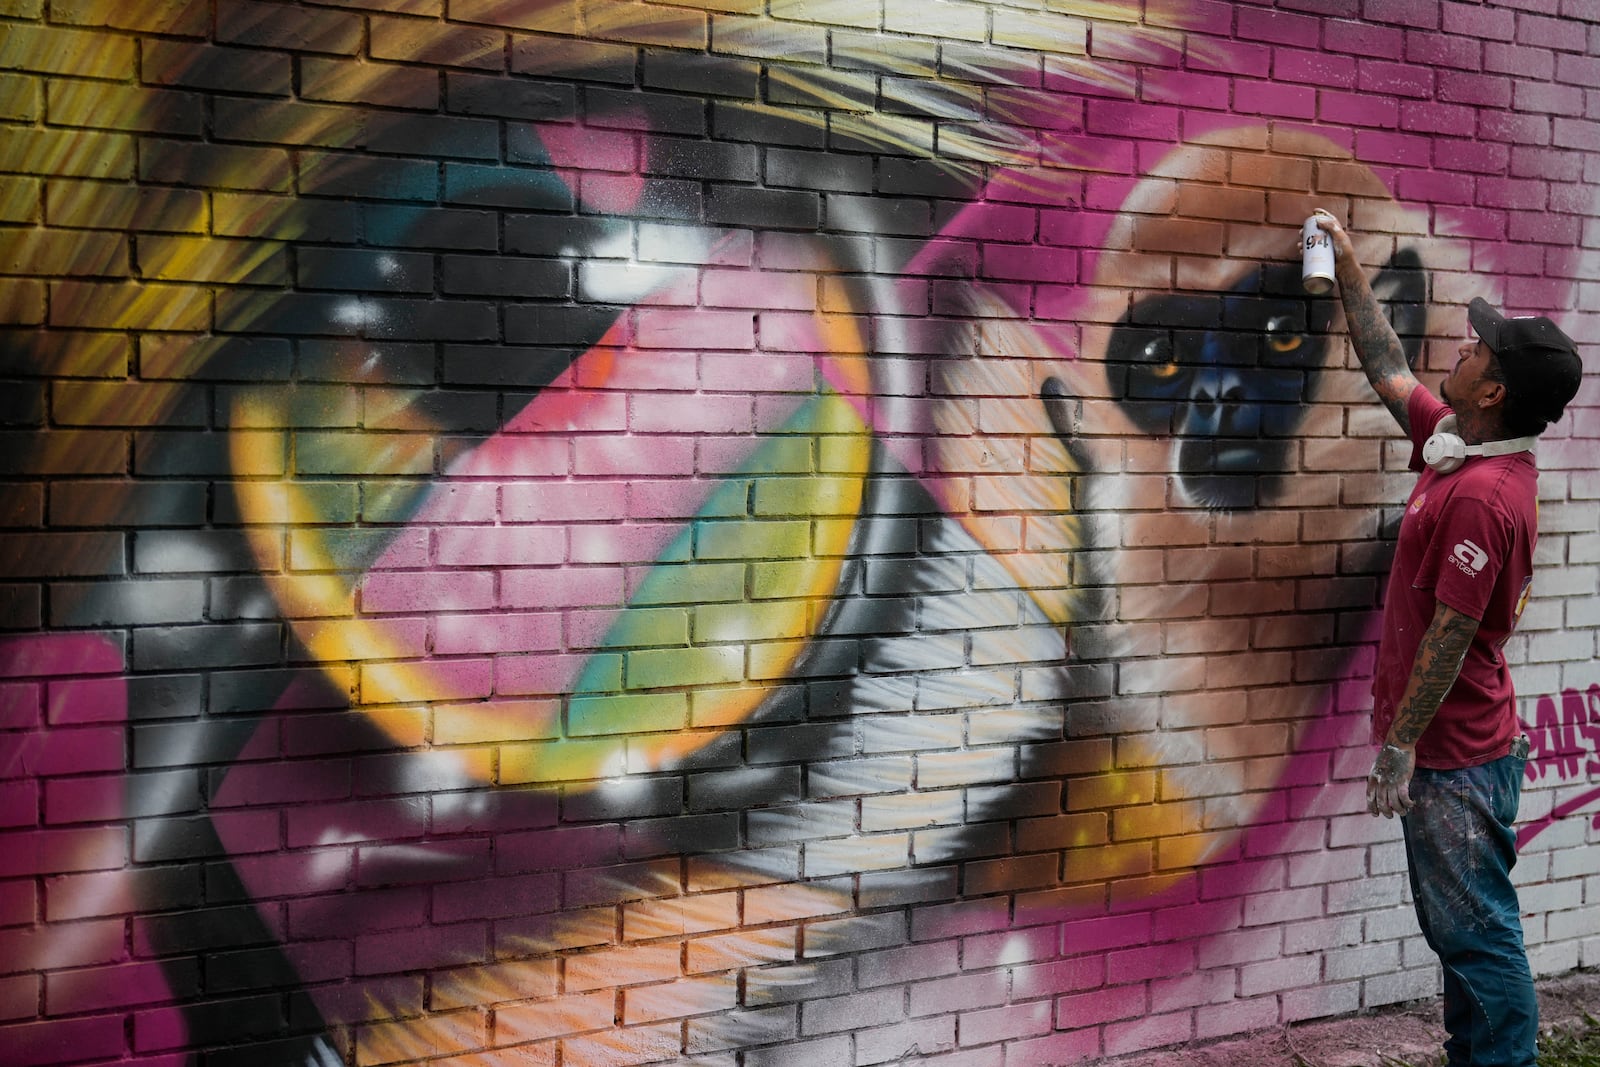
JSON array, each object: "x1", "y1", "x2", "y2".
[{"x1": 1370, "y1": 389, "x2": 1538, "y2": 769}]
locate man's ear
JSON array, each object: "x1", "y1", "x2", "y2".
[
  {"x1": 1479, "y1": 378, "x2": 1507, "y2": 410},
  {"x1": 1371, "y1": 247, "x2": 1427, "y2": 370}
]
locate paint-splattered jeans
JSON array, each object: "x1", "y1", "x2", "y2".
[{"x1": 1401, "y1": 746, "x2": 1537, "y2": 1067}]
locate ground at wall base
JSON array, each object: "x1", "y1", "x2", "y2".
[{"x1": 1096, "y1": 969, "x2": 1599, "y2": 1067}]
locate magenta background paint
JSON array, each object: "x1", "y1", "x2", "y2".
[{"x1": 1, "y1": 2, "x2": 1596, "y2": 1064}]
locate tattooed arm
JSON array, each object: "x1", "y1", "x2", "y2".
[
  {"x1": 1314, "y1": 212, "x2": 1419, "y2": 436},
  {"x1": 1367, "y1": 600, "x2": 1480, "y2": 818}
]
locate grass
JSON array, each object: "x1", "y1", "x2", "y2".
[{"x1": 1536, "y1": 1019, "x2": 1600, "y2": 1067}]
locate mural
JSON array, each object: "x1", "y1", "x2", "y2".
[{"x1": 1, "y1": 1, "x2": 1596, "y2": 1064}]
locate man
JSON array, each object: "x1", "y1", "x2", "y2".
[{"x1": 1315, "y1": 210, "x2": 1584, "y2": 1067}]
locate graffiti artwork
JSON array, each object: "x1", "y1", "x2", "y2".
[{"x1": 2, "y1": 2, "x2": 1595, "y2": 1064}]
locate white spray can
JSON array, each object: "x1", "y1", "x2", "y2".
[{"x1": 1301, "y1": 214, "x2": 1335, "y2": 295}]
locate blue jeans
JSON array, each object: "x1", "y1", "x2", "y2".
[{"x1": 1401, "y1": 750, "x2": 1537, "y2": 1067}]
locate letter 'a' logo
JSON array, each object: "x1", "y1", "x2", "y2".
[{"x1": 1452, "y1": 538, "x2": 1489, "y2": 575}]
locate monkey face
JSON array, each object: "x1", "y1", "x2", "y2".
[{"x1": 1101, "y1": 271, "x2": 1336, "y2": 510}]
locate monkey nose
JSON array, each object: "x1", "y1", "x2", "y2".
[{"x1": 1184, "y1": 369, "x2": 1246, "y2": 436}]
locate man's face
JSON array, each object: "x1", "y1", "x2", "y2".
[{"x1": 1442, "y1": 337, "x2": 1500, "y2": 413}]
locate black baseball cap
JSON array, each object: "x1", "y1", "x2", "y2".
[{"x1": 1468, "y1": 297, "x2": 1583, "y2": 426}]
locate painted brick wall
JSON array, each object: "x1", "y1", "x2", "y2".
[{"x1": 1, "y1": 1, "x2": 1598, "y2": 1064}]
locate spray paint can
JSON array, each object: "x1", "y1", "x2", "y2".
[{"x1": 1301, "y1": 215, "x2": 1335, "y2": 295}]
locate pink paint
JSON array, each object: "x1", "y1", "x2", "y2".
[
  {"x1": 2, "y1": 1015, "x2": 130, "y2": 1065},
  {"x1": 47, "y1": 677, "x2": 132, "y2": 724},
  {"x1": 1517, "y1": 683, "x2": 1600, "y2": 847},
  {"x1": 364, "y1": 658, "x2": 494, "y2": 703},
  {"x1": 697, "y1": 351, "x2": 819, "y2": 394},
  {"x1": 496, "y1": 651, "x2": 608, "y2": 697},
  {"x1": 131, "y1": 1001, "x2": 192, "y2": 1053},
  {"x1": 499, "y1": 480, "x2": 630, "y2": 524},
  {"x1": 625, "y1": 479, "x2": 732, "y2": 520},
  {"x1": 41, "y1": 775, "x2": 130, "y2": 825},
  {"x1": 0, "y1": 637, "x2": 188, "y2": 1058},
  {"x1": 5, "y1": 725, "x2": 124, "y2": 778},
  {"x1": 567, "y1": 523, "x2": 687, "y2": 565},
  {"x1": 53, "y1": 959, "x2": 190, "y2": 1015},
  {"x1": 572, "y1": 432, "x2": 697, "y2": 479},
  {"x1": 0, "y1": 635, "x2": 129, "y2": 832},
  {"x1": 569, "y1": 349, "x2": 695, "y2": 392},
  {"x1": 433, "y1": 524, "x2": 567, "y2": 567},
  {"x1": 634, "y1": 307, "x2": 755, "y2": 350},
  {"x1": 0, "y1": 633, "x2": 123, "y2": 680},
  {"x1": 0, "y1": 681, "x2": 41, "y2": 730},
  {"x1": 499, "y1": 567, "x2": 625, "y2": 610},
  {"x1": 630, "y1": 392, "x2": 754, "y2": 435},
  {"x1": 535, "y1": 122, "x2": 644, "y2": 212},
  {"x1": 358, "y1": 569, "x2": 497, "y2": 614},
  {"x1": 432, "y1": 611, "x2": 562, "y2": 656}
]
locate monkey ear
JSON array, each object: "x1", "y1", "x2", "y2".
[{"x1": 1371, "y1": 246, "x2": 1427, "y2": 370}]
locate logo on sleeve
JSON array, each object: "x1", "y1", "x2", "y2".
[{"x1": 1451, "y1": 538, "x2": 1488, "y2": 576}]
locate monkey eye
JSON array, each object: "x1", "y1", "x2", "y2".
[
  {"x1": 1141, "y1": 335, "x2": 1180, "y2": 378},
  {"x1": 1264, "y1": 314, "x2": 1304, "y2": 354},
  {"x1": 1104, "y1": 323, "x2": 1189, "y2": 433}
]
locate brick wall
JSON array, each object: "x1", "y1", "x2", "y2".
[{"x1": 1, "y1": 1, "x2": 1598, "y2": 1064}]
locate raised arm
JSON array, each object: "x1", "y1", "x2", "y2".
[{"x1": 1314, "y1": 211, "x2": 1420, "y2": 436}]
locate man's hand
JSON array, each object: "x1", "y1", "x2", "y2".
[
  {"x1": 1367, "y1": 742, "x2": 1416, "y2": 818},
  {"x1": 1312, "y1": 209, "x2": 1357, "y2": 265}
]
